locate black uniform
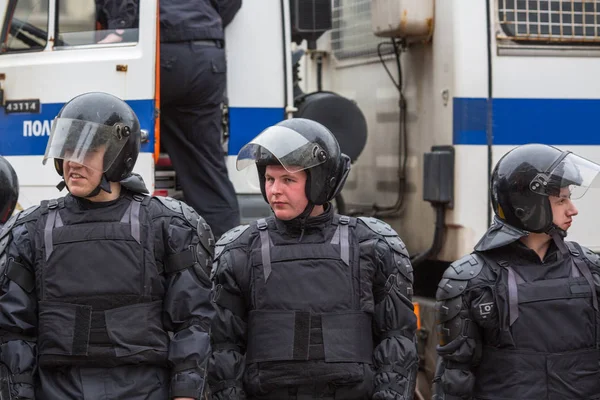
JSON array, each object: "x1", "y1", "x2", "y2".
[
  {"x1": 208, "y1": 206, "x2": 418, "y2": 400},
  {"x1": 95, "y1": 0, "x2": 139, "y2": 30},
  {"x1": 433, "y1": 219, "x2": 600, "y2": 400},
  {"x1": 0, "y1": 190, "x2": 215, "y2": 399},
  {"x1": 159, "y1": 0, "x2": 242, "y2": 238}
]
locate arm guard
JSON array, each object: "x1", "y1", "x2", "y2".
[
  {"x1": 208, "y1": 226, "x2": 250, "y2": 400},
  {"x1": 0, "y1": 210, "x2": 39, "y2": 400},
  {"x1": 154, "y1": 197, "x2": 216, "y2": 399},
  {"x1": 359, "y1": 217, "x2": 418, "y2": 400},
  {"x1": 434, "y1": 254, "x2": 485, "y2": 400}
]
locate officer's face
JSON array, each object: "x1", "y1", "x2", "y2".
[
  {"x1": 550, "y1": 186, "x2": 578, "y2": 231},
  {"x1": 264, "y1": 165, "x2": 309, "y2": 220},
  {"x1": 63, "y1": 148, "x2": 105, "y2": 197}
]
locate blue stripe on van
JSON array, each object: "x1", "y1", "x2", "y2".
[
  {"x1": 0, "y1": 99, "x2": 156, "y2": 156},
  {"x1": 227, "y1": 107, "x2": 285, "y2": 155},
  {"x1": 453, "y1": 97, "x2": 600, "y2": 145}
]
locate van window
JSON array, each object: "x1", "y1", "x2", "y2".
[
  {"x1": 56, "y1": 0, "x2": 139, "y2": 47},
  {"x1": 1, "y1": 0, "x2": 49, "y2": 53},
  {"x1": 498, "y1": 0, "x2": 600, "y2": 45}
]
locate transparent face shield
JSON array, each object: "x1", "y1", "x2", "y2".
[
  {"x1": 42, "y1": 118, "x2": 130, "y2": 173},
  {"x1": 236, "y1": 125, "x2": 328, "y2": 173},
  {"x1": 530, "y1": 152, "x2": 600, "y2": 200}
]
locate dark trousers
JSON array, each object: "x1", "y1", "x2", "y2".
[{"x1": 160, "y1": 41, "x2": 240, "y2": 238}]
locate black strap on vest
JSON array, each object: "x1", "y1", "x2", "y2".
[
  {"x1": 165, "y1": 246, "x2": 195, "y2": 275},
  {"x1": 10, "y1": 373, "x2": 33, "y2": 385},
  {"x1": 257, "y1": 219, "x2": 271, "y2": 282},
  {"x1": 45, "y1": 196, "x2": 143, "y2": 260},
  {"x1": 257, "y1": 216, "x2": 353, "y2": 281},
  {"x1": 172, "y1": 360, "x2": 202, "y2": 373},
  {"x1": 44, "y1": 199, "x2": 62, "y2": 261},
  {"x1": 567, "y1": 242, "x2": 599, "y2": 312},
  {"x1": 89, "y1": 310, "x2": 110, "y2": 344},
  {"x1": 246, "y1": 310, "x2": 373, "y2": 364},
  {"x1": 5, "y1": 259, "x2": 34, "y2": 293},
  {"x1": 212, "y1": 283, "x2": 246, "y2": 316},
  {"x1": 330, "y1": 216, "x2": 350, "y2": 266},
  {"x1": 501, "y1": 247, "x2": 598, "y2": 326},
  {"x1": 497, "y1": 261, "x2": 525, "y2": 326},
  {"x1": 119, "y1": 196, "x2": 142, "y2": 244}
]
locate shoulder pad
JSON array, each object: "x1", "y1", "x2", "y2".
[
  {"x1": 153, "y1": 197, "x2": 215, "y2": 257},
  {"x1": 180, "y1": 201, "x2": 201, "y2": 228},
  {"x1": 217, "y1": 225, "x2": 251, "y2": 246},
  {"x1": 384, "y1": 235, "x2": 409, "y2": 258},
  {"x1": 196, "y1": 216, "x2": 215, "y2": 257},
  {"x1": 357, "y1": 216, "x2": 408, "y2": 257},
  {"x1": 567, "y1": 241, "x2": 600, "y2": 268},
  {"x1": 358, "y1": 216, "x2": 397, "y2": 237},
  {"x1": 0, "y1": 226, "x2": 11, "y2": 261},
  {"x1": 153, "y1": 196, "x2": 201, "y2": 227},
  {"x1": 436, "y1": 254, "x2": 484, "y2": 301},
  {"x1": 582, "y1": 247, "x2": 600, "y2": 268},
  {"x1": 16, "y1": 205, "x2": 41, "y2": 222},
  {"x1": 154, "y1": 196, "x2": 183, "y2": 214},
  {"x1": 0, "y1": 213, "x2": 19, "y2": 240},
  {"x1": 214, "y1": 225, "x2": 250, "y2": 260},
  {"x1": 442, "y1": 253, "x2": 484, "y2": 281}
]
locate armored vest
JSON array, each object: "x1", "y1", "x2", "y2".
[
  {"x1": 33, "y1": 196, "x2": 169, "y2": 368},
  {"x1": 474, "y1": 243, "x2": 600, "y2": 400},
  {"x1": 245, "y1": 216, "x2": 373, "y2": 366}
]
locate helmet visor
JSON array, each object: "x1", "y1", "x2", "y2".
[
  {"x1": 236, "y1": 125, "x2": 327, "y2": 173},
  {"x1": 530, "y1": 152, "x2": 600, "y2": 200},
  {"x1": 42, "y1": 118, "x2": 130, "y2": 172}
]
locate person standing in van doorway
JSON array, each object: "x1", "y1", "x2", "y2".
[{"x1": 160, "y1": 0, "x2": 242, "y2": 239}]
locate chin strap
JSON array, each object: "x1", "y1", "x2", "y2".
[
  {"x1": 84, "y1": 175, "x2": 112, "y2": 198},
  {"x1": 294, "y1": 203, "x2": 315, "y2": 242},
  {"x1": 56, "y1": 180, "x2": 67, "y2": 191},
  {"x1": 546, "y1": 223, "x2": 569, "y2": 256}
]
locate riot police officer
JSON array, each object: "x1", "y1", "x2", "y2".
[
  {"x1": 0, "y1": 92, "x2": 215, "y2": 400},
  {"x1": 433, "y1": 144, "x2": 600, "y2": 400},
  {"x1": 208, "y1": 118, "x2": 418, "y2": 400},
  {"x1": 0, "y1": 156, "x2": 19, "y2": 227}
]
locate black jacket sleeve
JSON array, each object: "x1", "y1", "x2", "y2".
[
  {"x1": 153, "y1": 200, "x2": 216, "y2": 399},
  {"x1": 0, "y1": 213, "x2": 39, "y2": 400},
  {"x1": 368, "y1": 232, "x2": 418, "y2": 400},
  {"x1": 212, "y1": 0, "x2": 242, "y2": 27},
  {"x1": 95, "y1": 0, "x2": 139, "y2": 29},
  {"x1": 207, "y1": 230, "x2": 250, "y2": 400}
]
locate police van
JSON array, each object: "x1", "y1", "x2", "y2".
[{"x1": 1, "y1": 0, "x2": 600, "y2": 396}]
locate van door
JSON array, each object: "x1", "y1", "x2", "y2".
[{"x1": 0, "y1": 0, "x2": 158, "y2": 209}]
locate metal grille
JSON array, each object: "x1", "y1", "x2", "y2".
[
  {"x1": 331, "y1": 0, "x2": 389, "y2": 59},
  {"x1": 497, "y1": 0, "x2": 600, "y2": 44}
]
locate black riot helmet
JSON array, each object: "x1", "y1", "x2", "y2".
[
  {"x1": 43, "y1": 92, "x2": 141, "y2": 195},
  {"x1": 0, "y1": 156, "x2": 19, "y2": 224},
  {"x1": 236, "y1": 118, "x2": 351, "y2": 206},
  {"x1": 491, "y1": 143, "x2": 600, "y2": 233}
]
